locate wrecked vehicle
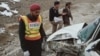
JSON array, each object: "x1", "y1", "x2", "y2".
[
  {"x1": 78, "y1": 18, "x2": 100, "y2": 56},
  {"x1": 46, "y1": 18, "x2": 100, "y2": 56},
  {"x1": 46, "y1": 23, "x2": 86, "y2": 56}
]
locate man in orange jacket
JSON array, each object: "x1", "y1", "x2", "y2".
[{"x1": 19, "y1": 3, "x2": 46, "y2": 56}]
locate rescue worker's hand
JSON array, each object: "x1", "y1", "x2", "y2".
[
  {"x1": 24, "y1": 51, "x2": 30, "y2": 56},
  {"x1": 43, "y1": 36, "x2": 47, "y2": 42},
  {"x1": 62, "y1": 13, "x2": 67, "y2": 15}
]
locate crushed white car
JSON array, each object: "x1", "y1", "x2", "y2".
[{"x1": 46, "y1": 18, "x2": 100, "y2": 56}]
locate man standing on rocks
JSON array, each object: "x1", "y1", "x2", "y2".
[
  {"x1": 19, "y1": 3, "x2": 46, "y2": 56},
  {"x1": 49, "y1": 1, "x2": 66, "y2": 33},
  {"x1": 62, "y1": 2, "x2": 73, "y2": 26}
]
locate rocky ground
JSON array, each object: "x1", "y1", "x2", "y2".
[{"x1": 0, "y1": 0, "x2": 100, "y2": 56}]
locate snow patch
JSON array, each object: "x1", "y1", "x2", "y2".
[
  {"x1": 0, "y1": 28, "x2": 5, "y2": 34},
  {"x1": 0, "y1": 2, "x2": 10, "y2": 10},
  {"x1": 0, "y1": 10, "x2": 13, "y2": 17},
  {"x1": 0, "y1": 2, "x2": 19, "y2": 17},
  {"x1": 11, "y1": 9, "x2": 18, "y2": 14},
  {"x1": 13, "y1": 0, "x2": 20, "y2": 2},
  {"x1": 10, "y1": 33, "x2": 14, "y2": 36},
  {"x1": 10, "y1": 0, "x2": 20, "y2": 4}
]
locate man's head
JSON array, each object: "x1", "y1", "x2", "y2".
[
  {"x1": 54, "y1": 1, "x2": 60, "y2": 9},
  {"x1": 65, "y1": 2, "x2": 72, "y2": 8},
  {"x1": 30, "y1": 3, "x2": 41, "y2": 16}
]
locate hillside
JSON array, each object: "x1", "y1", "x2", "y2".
[{"x1": 0, "y1": 0, "x2": 100, "y2": 56}]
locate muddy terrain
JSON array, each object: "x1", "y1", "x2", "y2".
[{"x1": 0, "y1": 0, "x2": 100, "y2": 56}]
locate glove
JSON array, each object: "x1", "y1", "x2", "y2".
[
  {"x1": 44, "y1": 36, "x2": 48, "y2": 42},
  {"x1": 42, "y1": 36, "x2": 47, "y2": 51},
  {"x1": 24, "y1": 51, "x2": 30, "y2": 56}
]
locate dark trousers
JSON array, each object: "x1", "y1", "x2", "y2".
[
  {"x1": 63, "y1": 17, "x2": 70, "y2": 27},
  {"x1": 25, "y1": 39, "x2": 42, "y2": 56},
  {"x1": 51, "y1": 21, "x2": 63, "y2": 33}
]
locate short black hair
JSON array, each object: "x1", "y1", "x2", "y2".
[
  {"x1": 54, "y1": 1, "x2": 60, "y2": 5},
  {"x1": 66, "y1": 2, "x2": 71, "y2": 6}
]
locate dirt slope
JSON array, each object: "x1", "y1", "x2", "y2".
[{"x1": 0, "y1": 0, "x2": 100, "y2": 56}]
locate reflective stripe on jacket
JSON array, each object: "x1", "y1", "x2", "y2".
[{"x1": 20, "y1": 15, "x2": 42, "y2": 40}]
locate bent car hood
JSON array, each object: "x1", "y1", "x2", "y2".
[{"x1": 47, "y1": 23, "x2": 85, "y2": 42}]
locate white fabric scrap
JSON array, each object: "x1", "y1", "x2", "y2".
[
  {"x1": 24, "y1": 51, "x2": 30, "y2": 56},
  {"x1": 54, "y1": 17, "x2": 62, "y2": 22}
]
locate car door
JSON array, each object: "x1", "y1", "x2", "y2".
[{"x1": 78, "y1": 23, "x2": 100, "y2": 56}]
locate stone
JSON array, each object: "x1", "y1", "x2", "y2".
[{"x1": 0, "y1": 7, "x2": 6, "y2": 11}]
